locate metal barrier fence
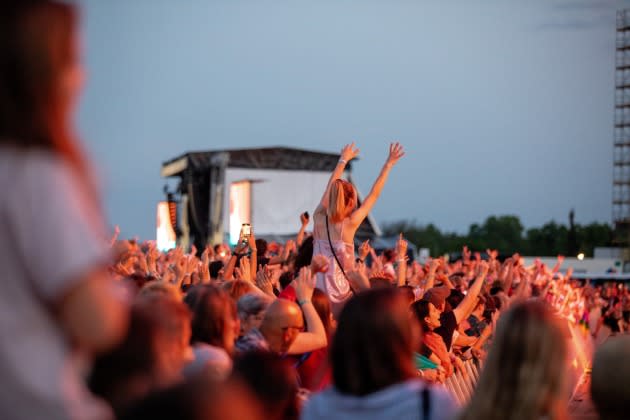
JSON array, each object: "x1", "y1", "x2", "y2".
[{"x1": 443, "y1": 318, "x2": 594, "y2": 407}]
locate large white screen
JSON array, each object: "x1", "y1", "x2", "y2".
[{"x1": 224, "y1": 168, "x2": 330, "y2": 235}]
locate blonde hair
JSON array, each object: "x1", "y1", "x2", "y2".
[
  {"x1": 327, "y1": 179, "x2": 357, "y2": 223},
  {"x1": 459, "y1": 300, "x2": 569, "y2": 420}
]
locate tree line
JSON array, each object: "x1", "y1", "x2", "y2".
[{"x1": 382, "y1": 215, "x2": 613, "y2": 257}]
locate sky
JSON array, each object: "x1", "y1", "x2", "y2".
[{"x1": 76, "y1": 0, "x2": 629, "y2": 240}]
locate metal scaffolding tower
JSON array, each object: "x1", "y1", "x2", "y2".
[{"x1": 614, "y1": 10, "x2": 630, "y2": 244}]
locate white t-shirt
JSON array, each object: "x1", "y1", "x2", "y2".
[
  {"x1": 302, "y1": 378, "x2": 457, "y2": 420},
  {"x1": 0, "y1": 147, "x2": 112, "y2": 420}
]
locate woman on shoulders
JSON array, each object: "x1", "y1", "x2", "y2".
[{"x1": 312, "y1": 142, "x2": 404, "y2": 316}]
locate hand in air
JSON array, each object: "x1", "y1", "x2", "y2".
[
  {"x1": 340, "y1": 142, "x2": 360, "y2": 162},
  {"x1": 396, "y1": 233, "x2": 408, "y2": 256},
  {"x1": 311, "y1": 254, "x2": 329, "y2": 274},
  {"x1": 359, "y1": 239, "x2": 371, "y2": 260},
  {"x1": 294, "y1": 266, "x2": 316, "y2": 301},
  {"x1": 386, "y1": 142, "x2": 405, "y2": 166}
]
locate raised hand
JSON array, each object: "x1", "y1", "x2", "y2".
[
  {"x1": 174, "y1": 255, "x2": 187, "y2": 281},
  {"x1": 294, "y1": 266, "x2": 316, "y2": 302},
  {"x1": 476, "y1": 260, "x2": 489, "y2": 279},
  {"x1": 428, "y1": 258, "x2": 440, "y2": 274},
  {"x1": 300, "y1": 212, "x2": 310, "y2": 226},
  {"x1": 359, "y1": 239, "x2": 371, "y2": 260},
  {"x1": 340, "y1": 142, "x2": 360, "y2": 162},
  {"x1": 310, "y1": 254, "x2": 330, "y2": 274},
  {"x1": 284, "y1": 239, "x2": 297, "y2": 255},
  {"x1": 201, "y1": 246, "x2": 211, "y2": 266},
  {"x1": 386, "y1": 142, "x2": 405, "y2": 166},
  {"x1": 565, "y1": 267, "x2": 573, "y2": 280},
  {"x1": 239, "y1": 256, "x2": 252, "y2": 282},
  {"x1": 233, "y1": 241, "x2": 248, "y2": 256},
  {"x1": 463, "y1": 245, "x2": 471, "y2": 262},
  {"x1": 109, "y1": 225, "x2": 121, "y2": 246},
  {"x1": 256, "y1": 266, "x2": 275, "y2": 296},
  {"x1": 147, "y1": 247, "x2": 159, "y2": 274},
  {"x1": 162, "y1": 267, "x2": 176, "y2": 284},
  {"x1": 248, "y1": 227, "x2": 257, "y2": 251},
  {"x1": 347, "y1": 265, "x2": 371, "y2": 292},
  {"x1": 396, "y1": 233, "x2": 408, "y2": 256}
]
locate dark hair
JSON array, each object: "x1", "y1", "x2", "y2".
[
  {"x1": 120, "y1": 381, "x2": 205, "y2": 420},
  {"x1": 410, "y1": 299, "x2": 431, "y2": 332},
  {"x1": 184, "y1": 285, "x2": 235, "y2": 352},
  {"x1": 255, "y1": 239, "x2": 268, "y2": 256},
  {"x1": 446, "y1": 289, "x2": 465, "y2": 312},
  {"x1": 293, "y1": 236, "x2": 314, "y2": 273},
  {"x1": 331, "y1": 288, "x2": 416, "y2": 396},
  {"x1": 89, "y1": 305, "x2": 158, "y2": 397},
  {"x1": 383, "y1": 249, "x2": 395, "y2": 262},
  {"x1": 209, "y1": 260, "x2": 224, "y2": 279},
  {"x1": 232, "y1": 352, "x2": 299, "y2": 420},
  {"x1": 369, "y1": 277, "x2": 393, "y2": 289},
  {"x1": 89, "y1": 299, "x2": 191, "y2": 414},
  {"x1": 279, "y1": 271, "x2": 294, "y2": 290},
  {"x1": 490, "y1": 285, "x2": 504, "y2": 296}
]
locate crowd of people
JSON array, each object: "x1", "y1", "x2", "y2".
[{"x1": 2, "y1": 2, "x2": 630, "y2": 419}]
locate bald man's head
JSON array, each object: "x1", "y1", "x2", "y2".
[
  {"x1": 259, "y1": 299, "x2": 304, "y2": 354},
  {"x1": 591, "y1": 336, "x2": 630, "y2": 420}
]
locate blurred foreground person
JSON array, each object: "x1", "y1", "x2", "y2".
[
  {"x1": 0, "y1": 1, "x2": 128, "y2": 419},
  {"x1": 459, "y1": 301, "x2": 569, "y2": 420},
  {"x1": 302, "y1": 288, "x2": 455, "y2": 420},
  {"x1": 89, "y1": 298, "x2": 191, "y2": 417},
  {"x1": 183, "y1": 285, "x2": 239, "y2": 380},
  {"x1": 121, "y1": 375, "x2": 264, "y2": 420},
  {"x1": 232, "y1": 351, "x2": 300, "y2": 420},
  {"x1": 591, "y1": 335, "x2": 630, "y2": 420}
]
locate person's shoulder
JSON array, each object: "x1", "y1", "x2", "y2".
[
  {"x1": 5, "y1": 148, "x2": 76, "y2": 190},
  {"x1": 301, "y1": 387, "x2": 339, "y2": 419},
  {"x1": 442, "y1": 310, "x2": 457, "y2": 325},
  {"x1": 0, "y1": 146, "x2": 64, "y2": 170}
]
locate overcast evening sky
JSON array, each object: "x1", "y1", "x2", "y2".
[{"x1": 76, "y1": 0, "x2": 628, "y2": 240}]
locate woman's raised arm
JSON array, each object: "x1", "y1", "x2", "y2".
[
  {"x1": 349, "y1": 142, "x2": 404, "y2": 226},
  {"x1": 318, "y1": 143, "x2": 360, "y2": 210}
]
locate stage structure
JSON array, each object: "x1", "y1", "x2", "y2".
[
  {"x1": 160, "y1": 147, "x2": 381, "y2": 251},
  {"x1": 615, "y1": 10, "x2": 630, "y2": 247}
]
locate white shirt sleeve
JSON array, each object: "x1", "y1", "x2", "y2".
[{"x1": 7, "y1": 154, "x2": 110, "y2": 302}]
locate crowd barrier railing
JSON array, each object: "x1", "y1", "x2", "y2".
[{"x1": 443, "y1": 316, "x2": 593, "y2": 407}]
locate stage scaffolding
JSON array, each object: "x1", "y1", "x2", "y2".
[{"x1": 614, "y1": 10, "x2": 630, "y2": 245}]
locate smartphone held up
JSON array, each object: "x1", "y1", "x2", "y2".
[{"x1": 240, "y1": 223, "x2": 251, "y2": 244}]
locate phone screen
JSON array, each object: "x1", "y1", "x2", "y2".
[{"x1": 241, "y1": 223, "x2": 251, "y2": 241}]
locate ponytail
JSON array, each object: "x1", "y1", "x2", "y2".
[{"x1": 327, "y1": 179, "x2": 356, "y2": 223}]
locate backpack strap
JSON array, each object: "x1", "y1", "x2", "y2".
[{"x1": 420, "y1": 386, "x2": 431, "y2": 420}]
